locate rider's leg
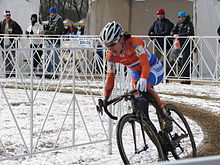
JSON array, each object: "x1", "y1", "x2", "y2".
[
  {"x1": 144, "y1": 83, "x2": 168, "y2": 117},
  {"x1": 132, "y1": 77, "x2": 150, "y2": 119},
  {"x1": 143, "y1": 60, "x2": 172, "y2": 132},
  {"x1": 132, "y1": 77, "x2": 160, "y2": 134},
  {"x1": 142, "y1": 84, "x2": 172, "y2": 132},
  {"x1": 130, "y1": 62, "x2": 166, "y2": 116}
]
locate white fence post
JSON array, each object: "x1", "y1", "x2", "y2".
[{"x1": 107, "y1": 105, "x2": 113, "y2": 155}]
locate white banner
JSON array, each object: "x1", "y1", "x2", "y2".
[{"x1": 77, "y1": 36, "x2": 94, "y2": 48}]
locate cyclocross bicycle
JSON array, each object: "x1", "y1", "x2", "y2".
[{"x1": 96, "y1": 89, "x2": 196, "y2": 164}]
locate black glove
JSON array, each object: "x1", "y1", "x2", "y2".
[
  {"x1": 97, "y1": 98, "x2": 108, "y2": 115},
  {"x1": 102, "y1": 98, "x2": 108, "y2": 107}
]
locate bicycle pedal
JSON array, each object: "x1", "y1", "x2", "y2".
[{"x1": 161, "y1": 117, "x2": 173, "y2": 132}]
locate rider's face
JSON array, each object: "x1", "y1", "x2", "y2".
[{"x1": 107, "y1": 38, "x2": 124, "y2": 55}]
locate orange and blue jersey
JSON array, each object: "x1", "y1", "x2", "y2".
[{"x1": 104, "y1": 37, "x2": 164, "y2": 98}]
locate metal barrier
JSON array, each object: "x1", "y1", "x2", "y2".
[
  {"x1": 0, "y1": 35, "x2": 110, "y2": 160},
  {"x1": 0, "y1": 35, "x2": 219, "y2": 161},
  {"x1": 0, "y1": 35, "x2": 219, "y2": 81},
  {"x1": 134, "y1": 35, "x2": 220, "y2": 82}
]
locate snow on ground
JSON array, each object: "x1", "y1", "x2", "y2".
[
  {"x1": 155, "y1": 83, "x2": 220, "y2": 116},
  {"x1": 0, "y1": 82, "x2": 219, "y2": 164}
]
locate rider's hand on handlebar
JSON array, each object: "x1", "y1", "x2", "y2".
[
  {"x1": 136, "y1": 78, "x2": 148, "y2": 92},
  {"x1": 102, "y1": 98, "x2": 108, "y2": 107},
  {"x1": 97, "y1": 98, "x2": 108, "y2": 115}
]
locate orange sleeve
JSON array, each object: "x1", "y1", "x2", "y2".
[
  {"x1": 104, "y1": 72, "x2": 115, "y2": 99},
  {"x1": 133, "y1": 38, "x2": 150, "y2": 79},
  {"x1": 139, "y1": 55, "x2": 150, "y2": 79},
  {"x1": 104, "y1": 52, "x2": 116, "y2": 99}
]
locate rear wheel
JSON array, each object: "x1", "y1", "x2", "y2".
[
  {"x1": 164, "y1": 104, "x2": 197, "y2": 160},
  {"x1": 116, "y1": 114, "x2": 165, "y2": 164}
]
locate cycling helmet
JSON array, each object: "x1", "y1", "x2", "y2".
[{"x1": 100, "y1": 21, "x2": 124, "y2": 46}]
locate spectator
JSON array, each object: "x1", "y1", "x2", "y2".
[
  {"x1": 67, "y1": 25, "x2": 77, "y2": 36},
  {"x1": 80, "y1": 26, "x2": 85, "y2": 35},
  {"x1": 0, "y1": 10, "x2": 23, "y2": 78},
  {"x1": 40, "y1": 7, "x2": 64, "y2": 79},
  {"x1": 75, "y1": 25, "x2": 85, "y2": 35},
  {"x1": 171, "y1": 11, "x2": 194, "y2": 84},
  {"x1": 148, "y1": 8, "x2": 174, "y2": 60},
  {"x1": 26, "y1": 14, "x2": 44, "y2": 75},
  {"x1": 63, "y1": 26, "x2": 68, "y2": 35}
]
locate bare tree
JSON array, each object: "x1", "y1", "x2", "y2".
[{"x1": 40, "y1": 0, "x2": 89, "y2": 22}]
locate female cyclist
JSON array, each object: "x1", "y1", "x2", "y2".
[{"x1": 100, "y1": 21, "x2": 172, "y2": 132}]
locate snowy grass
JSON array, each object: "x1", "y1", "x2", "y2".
[{"x1": 1, "y1": 82, "x2": 217, "y2": 164}]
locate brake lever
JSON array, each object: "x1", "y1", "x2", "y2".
[{"x1": 96, "y1": 99, "x2": 118, "y2": 120}]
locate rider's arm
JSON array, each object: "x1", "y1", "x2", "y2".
[
  {"x1": 139, "y1": 52, "x2": 150, "y2": 80},
  {"x1": 134, "y1": 40, "x2": 150, "y2": 80},
  {"x1": 104, "y1": 60, "x2": 116, "y2": 100}
]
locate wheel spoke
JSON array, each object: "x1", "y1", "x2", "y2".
[
  {"x1": 164, "y1": 104, "x2": 197, "y2": 159},
  {"x1": 117, "y1": 114, "x2": 165, "y2": 164}
]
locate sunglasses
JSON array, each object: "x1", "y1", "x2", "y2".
[
  {"x1": 157, "y1": 13, "x2": 164, "y2": 15},
  {"x1": 5, "y1": 14, "x2": 11, "y2": 16}
]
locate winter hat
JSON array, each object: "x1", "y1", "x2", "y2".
[
  {"x1": 178, "y1": 11, "x2": 187, "y2": 17},
  {"x1": 31, "y1": 14, "x2": 37, "y2": 20},
  {"x1": 157, "y1": 8, "x2": 165, "y2": 14},
  {"x1": 49, "y1": 7, "x2": 57, "y2": 13},
  {"x1": 4, "y1": 10, "x2": 11, "y2": 16}
]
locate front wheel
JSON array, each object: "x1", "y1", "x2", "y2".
[
  {"x1": 164, "y1": 104, "x2": 197, "y2": 160},
  {"x1": 116, "y1": 114, "x2": 165, "y2": 164}
]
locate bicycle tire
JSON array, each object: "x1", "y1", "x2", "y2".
[
  {"x1": 164, "y1": 104, "x2": 197, "y2": 159},
  {"x1": 116, "y1": 114, "x2": 165, "y2": 164}
]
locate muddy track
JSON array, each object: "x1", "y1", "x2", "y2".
[
  {"x1": 165, "y1": 100, "x2": 220, "y2": 157},
  {"x1": 5, "y1": 84, "x2": 218, "y2": 157}
]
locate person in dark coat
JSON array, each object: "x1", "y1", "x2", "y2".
[
  {"x1": 171, "y1": 11, "x2": 194, "y2": 83},
  {"x1": 148, "y1": 8, "x2": 174, "y2": 60},
  {"x1": 0, "y1": 10, "x2": 23, "y2": 77},
  {"x1": 40, "y1": 7, "x2": 64, "y2": 78}
]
